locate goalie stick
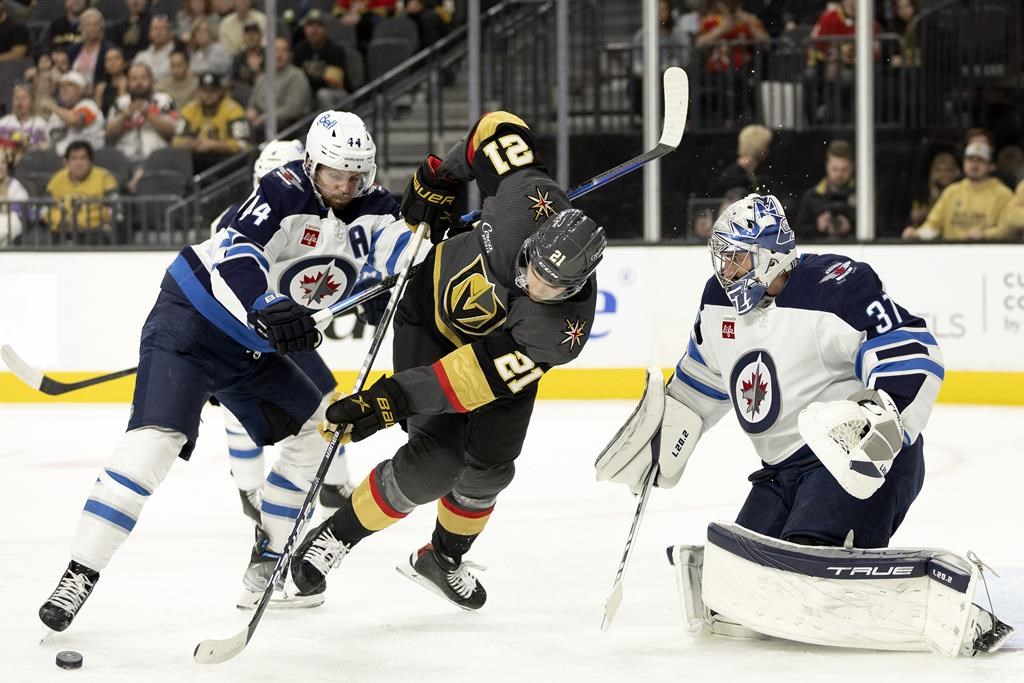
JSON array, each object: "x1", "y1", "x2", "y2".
[
  {"x1": 0, "y1": 267, "x2": 421, "y2": 397},
  {"x1": 459, "y1": 66, "x2": 689, "y2": 224},
  {"x1": 192, "y1": 222, "x2": 429, "y2": 665}
]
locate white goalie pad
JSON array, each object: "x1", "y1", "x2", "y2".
[{"x1": 693, "y1": 522, "x2": 1011, "y2": 657}]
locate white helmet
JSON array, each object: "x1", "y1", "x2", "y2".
[
  {"x1": 304, "y1": 111, "x2": 377, "y2": 202},
  {"x1": 253, "y1": 139, "x2": 305, "y2": 189}
]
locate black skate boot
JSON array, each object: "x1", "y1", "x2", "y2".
[
  {"x1": 238, "y1": 526, "x2": 323, "y2": 609},
  {"x1": 290, "y1": 518, "x2": 350, "y2": 596},
  {"x1": 238, "y1": 488, "x2": 261, "y2": 525},
  {"x1": 39, "y1": 560, "x2": 100, "y2": 632},
  {"x1": 318, "y1": 481, "x2": 355, "y2": 512},
  {"x1": 397, "y1": 543, "x2": 487, "y2": 610}
]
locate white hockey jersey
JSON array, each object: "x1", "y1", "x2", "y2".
[
  {"x1": 669, "y1": 254, "x2": 944, "y2": 466},
  {"x1": 167, "y1": 159, "x2": 413, "y2": 353}
]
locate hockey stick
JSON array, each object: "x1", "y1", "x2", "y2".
[
  {"x1": 459, "y1": 66, "x2": 689, "y2": 224},
  {"x1": 601, "y1": 454, "x2": 660, "y2": 632},
  {"x1": 1, "y1": 269, "x2": 419, "y2": 397},
  {"x1": 192, "y1": 222, "x2": 429, "y2": 665}
]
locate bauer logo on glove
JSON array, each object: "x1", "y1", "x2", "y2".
[{"x1": 323, "y1": 377, "x2": 409, "y2": 443}]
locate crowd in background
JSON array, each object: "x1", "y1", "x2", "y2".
[{"x1": 0, "y1": 0, "x2": 1021, "y2": 245}]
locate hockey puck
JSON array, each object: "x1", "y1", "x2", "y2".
[{"x1": 55, "y1": 651, "x2": 83, "y2": 670}]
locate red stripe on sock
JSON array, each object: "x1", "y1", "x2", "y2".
[
  {"x1": 440, "y1": 495, "x2": 494, "y2": 519},
  {"x1": 368, "y1": 469, "x2": 406, "y2": 520}
]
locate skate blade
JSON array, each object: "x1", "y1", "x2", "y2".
[
  {"x1": 39, "y1": 625, "x2": 60, "y2": 645},
  {"x1": 236, "y1": 587, "x2": 324, "y2": 610},
  {"x1": 395, "y1": 562, "x2": 476, "y2": 612}
]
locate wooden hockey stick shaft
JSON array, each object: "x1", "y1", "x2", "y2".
[
  {"x1": 192, "y1": 222, "x2": 429, "y2": 665},
  {"x1": 459, "y1": 67, "x2": 689, "y2": 224}
]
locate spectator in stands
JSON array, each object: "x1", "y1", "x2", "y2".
[
  {"x1": 231, "y1": 21, "x2": 264, "y2": 88},
  {"x1": 95, "y1": 47, "x2": 131, "y2": 115},
  {"x1": 887, "y1": 0, "x2": 920, "y2": 68},
  {"x1": 40, "y1": 71, "x2": 106, "y2": 157},
  {"x1": 996, "y1": 145, "x2": 1023, "y2": 187},
  {"x1": 794, "y1": 139, "x2": 856, "y2": 241},
  {"x1": 247, "y1": 37, "x2": 312, "y2": 134},
  {"x1": 404, "y1": 0, "x2": 449, "y2": 49},
  {"x1": 68, "y1": 9, "x2": 111, "y2": 89},
  {"x1": 294, "y1": 9, "x2": 349, "y2": 108},
  {"x1": 709, "y1": 123, "x2": 772, "y2": 197},
  {"x1": 0, "y1": 0, "x2": 30, "y2": 63},
  {"x1": 112, "y1": 0, "x2": 152, "y2": 61},
  {"x1": 629, "y1": 0, "x2": 687, "y2": 115},
  {"x1": 219, "y1": 0, "x2": 268, "y2": 55},
  {"x1": 44, "y1": 140, "x2": 119, "y2": 244},
  {"x1": 339, "y1": 0, "x2": 395, "y2": 54},
  {"x1": 0, "y1": 142, "x2": 30, "y2": 246},
  {"x1": 51, "y1": 0, "x2": 89, "y2": 51},
  {"x1": 902, "y1": 141, "x2": 1013, "y2": 241},
  {"x1": 106, "y1": 63, "x2": 178, "y2": 171},
  {"x1": 212, "y1": 0, "x2": 235, "y2": 21},
  {"x1": 996, "y1": 180, "x2": 1024, "y2": 240},
  {"x1": 173, "y1": 72, "x2": 250, "y2": 172},
  {"x1": 696, "y1": 0, "x2": 769, "y2": 71},
  {"x1": 25, "y1": 53, "x2": 63, "y2": 102},
  {"x1": 157, "y1": 49, "x2": 199, "y2": 107},
  {"x1": 963, "y1": 127, "x2": 1016, "y2": 189},
  {"x1": 134, "y1": 14, "x2": 181, "y2": 83},
  {"x1": 805, "y1": 0, "x2": 880, "y2": 124},
  {"x1": 189, "y1": 17, "x2": 232, "y2": 77},
  {"x1": 0, "y1": 84, "x2": 50, "y2": 151},
  {"x1": 908, "y1": 151, "x2": 959, "y2": 228},
  {"x1": 177, "y1": 0, "x2": 219, "y2": 44}
]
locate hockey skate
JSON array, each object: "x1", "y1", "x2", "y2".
[
  {"x1": 290, "y1": 518, "x2": 351, "y2": 596},
  {"x1": 238, "y1": 488, "x2": 261, "y2": 525},
  {"x1": 965, "y1": 605, "x2": 1015, "y2": 655},
  {"x1": 396, "y1": 543, "x2": 487, "y2": 611},
  {"x1": 318, "y1": 481, "x2": 355, "y2": 514},
  {"x1": 237, "y1": 527, "x2": 324, "y2": 609},
  {"x1": 39, "y1": 561, "x2": 100, "y2": 632}
]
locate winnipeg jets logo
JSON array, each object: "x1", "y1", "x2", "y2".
[
  {"x1": 300, "y1": 269, "x2": 342, "y2": 305},
  {"x1": 820, "y1": 260, "x2": 856, "y2": 284},
  {"x1": 280, "y1": 256, "x2": 358, "y2": 309},
  {"x1": 275, "y1": 167, "x2": 302, "y2": 189},
  {"x1": 559, "y1": 318, "x2": 588, "y2": 350},
  {"x1": 729, "y1": 350, "x2": 781, "y2": 435},
  {"x1": 527, "y1": 187, "x2": 555, "y2": 221}
]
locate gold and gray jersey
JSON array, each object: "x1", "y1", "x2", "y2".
[{"x1": 391, "y1": 111, "x2": 598, "y2": 414}]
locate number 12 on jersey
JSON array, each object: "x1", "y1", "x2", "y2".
[{"x1": 494, "y1": 351, "x2": 543, "y2": 393}]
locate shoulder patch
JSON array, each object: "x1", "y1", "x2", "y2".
[
  {"x1": 527, "y1": 186, "x2": 556, "y2": 221},
  {"x1": 559, "y1": 318, "x2": 587, "y2": 350},
  {"x1": 273, "y1": 167, "x2": 304, "y2": 190},
  {"x1": 819, "y1": 259, "x2": 857, "y2": 284}
]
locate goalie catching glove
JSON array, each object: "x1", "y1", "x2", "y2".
[
  {"x1": 594, "y1": 367, "x2": 703, "y2": 494},
  {"x1": 321, "y1": 377, "x2": 409, "y2": 444},
  {"x1": 798, "y1": 388, "x2": 905, "y2": 500},
  {"x1": 400, "y1": 155, "x2": 462, "y2": 244}
]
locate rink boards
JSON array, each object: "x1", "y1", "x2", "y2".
[{"x1": 1, "y1": 244, "x2": 1022, "y2": 404}]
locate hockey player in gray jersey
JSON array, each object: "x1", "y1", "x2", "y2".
[
  {"x1": 596, "y1": 193, "x2": 1012, "y2": 656},
  {"x1": 287, "y1": 111, "x2": 607, "y2": 610}
]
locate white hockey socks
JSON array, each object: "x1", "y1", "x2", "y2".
[
  {"x1": 71, "y1": 427, "x2": 184, "y2": 571},
  {"x1": 224, "y1": 409, "x2": 265, "y2": 492}
]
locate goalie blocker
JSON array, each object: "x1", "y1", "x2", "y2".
[{"x1": 669, "y1": 522, "x2": 1014, "y2": 657}]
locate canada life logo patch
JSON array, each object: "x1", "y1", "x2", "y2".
[
  {"x1": 728, "y1": 350, "x2": 782, "y2": 434},
  {"x1": 722, "y1": 320, "x2": 735, "y2": 339},
  {"x1": 301, "y1": 227, "x2": 319, "y2": 248}
]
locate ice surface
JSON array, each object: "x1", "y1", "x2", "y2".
[{"x1": 0, "y1": 402, "x2": 1020, "y2": 682}]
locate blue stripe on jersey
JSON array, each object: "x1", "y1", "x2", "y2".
[
  {"x1": 686, "y1": 337, "x2": 707, "y2": 367},
  {"x1": 868, "y1": 357, "x2": 945, "y2": 382},
  {"x1": 222, "y1": 244, "x2": 270, "y2": 271},
  {"x1": 675, "y1": 367, "x2": 729, "y2": 401},
  {"x1": 229, "y1": 446, "x2": 263, "y2": 459},
  {"x1": 855, "y1": 329, "x2": 938, "y2": 379},
  {"x1": 266, "y1": 470, "x2": 302, "y2": 492},
  {"x1": 105, "y1": 469, "x2": 151, "y2": 496},
  {"x1": 84, "y1": 499, "x2": 136, "y2": 532},
  {"x1": 261, "y1": 500, "x2": 301, "y2": 519},
  {"x1": 168, "y1": 253, "x2": 274, "y2": 353},
  {"x1": 386, "y1": 230, "x2": 412, "y2": 275}
]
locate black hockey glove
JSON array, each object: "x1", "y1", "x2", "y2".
[
  {"x1": 352, "y1": 278, "x2": 389, "y2": 327},
  {"x1": 324, "y1": 377, "x2": 409, "y2": 443},
  {"x1": 249, "y1": 294, "x2": 320, "y2": 354},
  {"x1": 401, "y1": 154, "x2": 462, "y2": 244}
]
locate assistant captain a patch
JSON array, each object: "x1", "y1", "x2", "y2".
[{"x1": 559, "y1": 318, "x2": 588, "y2": 351}]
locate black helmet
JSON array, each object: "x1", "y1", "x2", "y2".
[{"x1": 515, "y1": 208, "x2": 606, "y2": 302}]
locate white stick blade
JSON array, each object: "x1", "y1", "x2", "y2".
[
  {"x1": 601, "y1": 581, "x2": 624, "y2": 632},
  {"x1": 193, "y1": 630, "x2": 248, "y2": 664},
  {"x1": 658, "y1": 67, "x2": 689, "y2": 148},
  {"x1": 1, "y1": 344, "x2": 44, "y2": 390}
]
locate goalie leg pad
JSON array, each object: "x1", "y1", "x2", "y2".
[
  {"x1": 595, "y1": 367, "x2": 666, "y2": 490},
  {"x1": 700, "y1": 522, "x2": 1007, "y2": 657}
]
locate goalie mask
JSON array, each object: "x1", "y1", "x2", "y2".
[
  {"x1": 515, "y1": 208, "x2": 606, "y2": 303},
  {"x1": 252, "y1": 139, "x2": 304, "y2": 190},
  {"x1": 304, "y1": 110, "x2": 377, "y2": 205},
  {"x1": 709, "y1": 193, "x2": 798, "y2": 315}
]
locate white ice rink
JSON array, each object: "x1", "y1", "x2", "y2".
[{"x1": 0, "y1": 401, "x2": 1021, "y2": 682}]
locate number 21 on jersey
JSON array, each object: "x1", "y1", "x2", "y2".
[
  {"x1": 481, "y1": 134, "x2": 535, "y2": 175},
  {"x1": 494, "y1": 351, "x2": 542, "y2": 393}
]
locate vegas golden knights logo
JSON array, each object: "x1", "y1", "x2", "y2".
[{"x1": 444, "y1": 255, "x2": 507, "y2": 337}]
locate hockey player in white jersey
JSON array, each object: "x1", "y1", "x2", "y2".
[
  {"x1": 212, "y1": 139, "x2": 358, "y2": 525},
  {"x1": 38, "y1": 110, "x2": 419, "y2": 632},
  {"x1": 596, "y1": 194, "x2": 1012, "y2": 656}
]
